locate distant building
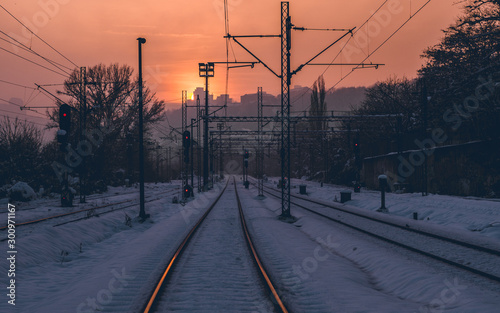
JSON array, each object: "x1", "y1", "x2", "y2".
[
  {"x1": 240, "y1": 91, "x2": 278, "y2": 106},
  {"x1": 214, "y1": 94, "x2": 233, "y2": 106},
  {"x1": 192, "y1": 87, "x2": 213, "y2": 103}
]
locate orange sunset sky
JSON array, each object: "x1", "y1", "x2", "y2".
[{"x1": 1, "y1": 0, "x2": 463, "y2": 119}]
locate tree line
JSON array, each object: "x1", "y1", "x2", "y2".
[
  {"x1": 1, "y1": 63, "x2": 166, "y2": 197},
  {"x1": 293, "y1": 0, "x2": 499, "y2": 194}
]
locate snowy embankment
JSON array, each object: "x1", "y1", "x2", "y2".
[
  {"x1": 268, "y1": 177, "x2": 500, "y2": 242},
  {"x1": 1, "y1": 179, "x2": 498, "y2": 312},
  {"x1": 0, "y1": 182, "x2": 224, "y2": 312},
  {"x1": 238, "y1": 185, "x2": 500, "y2": 312}
]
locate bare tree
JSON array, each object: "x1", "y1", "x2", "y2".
[
  {"x1": 0, "y1": 117, "x2": 42, "y2": 186},
  {"x1": 46, "y1": 63, "x2": 166, "y2": 187}
]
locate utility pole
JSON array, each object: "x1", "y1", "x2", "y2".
[
  {"x1": 257, "y1": 87, "x2": 264, "y2": 197},
  {"x1": 280, "y1": 2, "x2": 292, "y2": 217},
  {"x1": 191, "y1": 118, "x2": 195, "y2": 190},
  {"x1": 421, "y1": 79, "x2": 429, "y2": 196},
  {"x1": 156, "y1": 146, "x2": 160, "y2": 183},
  {"x1": 225, "y1": 1, "x2": 382, "y2": 218},
  {"x1": 217, "y1": 122, "x2": 224, "y2": 179},
  {"x1": 196, "y1": 95, "x2": 202, "y2": 192},
  {"x1": 137, "y1": 37, "x2": 148, "y2": 220},
  {"x1": 79, "y1": 66, "x2": 87, "y2": 203},
  {"x1": 168, "y1": 147, "x2": 172, "y2": 182},
  {"x1": 181, "y1": 90, "x2": 189, "y2": 195},
  {"x1": 210, "y1": 131, "x2": 214, "y2": 187},
  {"x1": 199, "y1": 63, "x2": 214, "y2": 191}
]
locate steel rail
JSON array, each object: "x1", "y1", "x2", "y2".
[
  {"x1": 250, "y1": 179, "x2": 500, "y2": 283},
  {"x1": 234, "y1": 178, "x2": 289, "y2": 313},
  {"x1": 0, "y1": 189, "x2": 179, "y2": 230},
  {"x1": 250, "y1": 178, "x2": 500, "y2": 256},
  {"x1": 143, "y1": 179, "x2": 291, "y2": 312},
  {"x1": 142, "y1": 180, "x2": 229, "y2": 313}
]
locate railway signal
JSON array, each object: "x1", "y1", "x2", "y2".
[
  {"x1": 183, "y1": 184, "x2": 191, "y2": 199},
  {"x1": 354, "y1": 183, "x2": 361, "y2": 193},
  {"x1": 243, "y1": 150, "x2": 249, "y2": 188},
  {"x1": 59, "y1": 104, "x2": 71, "y2": 132},
  {"x1": 353, "y1": 136, "x2": 361, "y2": 192},
  {"x1": 353, "y1": 137, "x2": 360, "y2": 156},
  {"x1": 61, "y1": 187, "x2": 73, "y2": 207},
  {"x1": 244, "y1": 150, "x2": 249, "y2": 168},
  {"x1": 58, "y1": 104, "x2": 71, "y2": 146},
  {"x1": 353, "y1": 136, "x2": 362, "y2": 167},
  {"x1": 183, "y1": 130, "x2": 191, "y2": 163}
]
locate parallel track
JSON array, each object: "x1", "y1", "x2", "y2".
[
  {"x1": 0, "y1": 188, "x2": 180, "y2": 230},
  {"x1": 250, "y1": 178, "x2": 500, "y2": 283}
]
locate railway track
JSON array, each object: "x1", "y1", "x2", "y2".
[
  {"x1": 249, "y1": 178, "x2": 500, "y2": 283},
  {"x1": 0, "y1": 187, "x2": 180, "y2": 231},
  {"x1": 0, "y1": 185, "x2": 168, "y2": 213},
  {"x1": 142, "y1": 178, "x2": 289, "y2": 313}
]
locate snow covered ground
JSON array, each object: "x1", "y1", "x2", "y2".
[
  {"x1": 0, "y1": 178, "x2": 498, "y2": 312},
  {"x1": 239, "y1": 185, "x2": 500, "y2": 312},
  {"x1": 266, "y1": 177, "x2": 500, "y2": 242}
]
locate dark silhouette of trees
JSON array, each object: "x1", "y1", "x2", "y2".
[
  {"x1": 309, "y1": 75, "x2": 327, "y2": 131},
  {"x1": 47, "y1": 63, "x2": 166, "y2": 190},
  {"x1": 0, "y1": 117, "x2": 43, "y2": 187},
  {"x1": 350, "y1": 76, "x2": 419, "y2": 156},
  {"x1": 420, "y1": 0, "x2": 499, "y2": 142}
]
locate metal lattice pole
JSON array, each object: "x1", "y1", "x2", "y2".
[
  {"x1": 182, "y1": 90, "x2": 188, "y2": 195},
  {"x1": 196, "y1": 95, "x2": 202, "y2": 191},
  {"x1": 137, "y1": 38, "x2": 147, "y2": 219},
  {"x1": 258, "y1": 87, "x2": 264, "y2": 197},
  {"x1": 191, "y1": 119, "x2": 195, "y2": 190},
  {"x1": 217, "y1": 123, "x2": 224, "y2": 178},
  {"x1": 204, "y1": 76, "x2": 209, "y2": 190},
  {"x1": 280, "y1": 1, "x2": 291, "y2": 217},
  {"x1": 79, "y1": 66, "x2": 87, "y2": 203}
]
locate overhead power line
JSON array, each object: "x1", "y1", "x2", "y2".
[
  {"x1": 0, "y1": 104, "x2": 48, "y2": 122},
  {"x1": 0, "y1": 96, "x2": 26, "y2": 107},
  {"x1": 0, "y1": 112, "x2": 49, "y2": 127},
  {"x1": 294, "y1": 0, "x2": 433, "y2": 115},
  {"x1": 0, "y1": 79, "x2": 36, "y2": 89},
  {"x1": 290, "y1": 0, "x2": 390, "y2": 109},
  {"x1": 0, "y1": 31, "x2": 74, "y2": 74},
  {"x1": 327, "y1": 0, "x2": 434, "y2": 93},
  {"x1": 0, "y1": 96, "x2": 48, "y2": 118},
  {"x1": 0, "y1": 4, "x2": 78, "y2": 68},
  {"x1": 0, "y1": 46, "x2": 70, "y2": 77}
]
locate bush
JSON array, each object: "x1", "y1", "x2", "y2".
[{"x1": 8, "y1": 182, "x2": 36, "y2": 202}]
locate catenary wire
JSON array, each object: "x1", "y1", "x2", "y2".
[{"x1": 0, "y1": 4, "x2": 78, "y2": 68}]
